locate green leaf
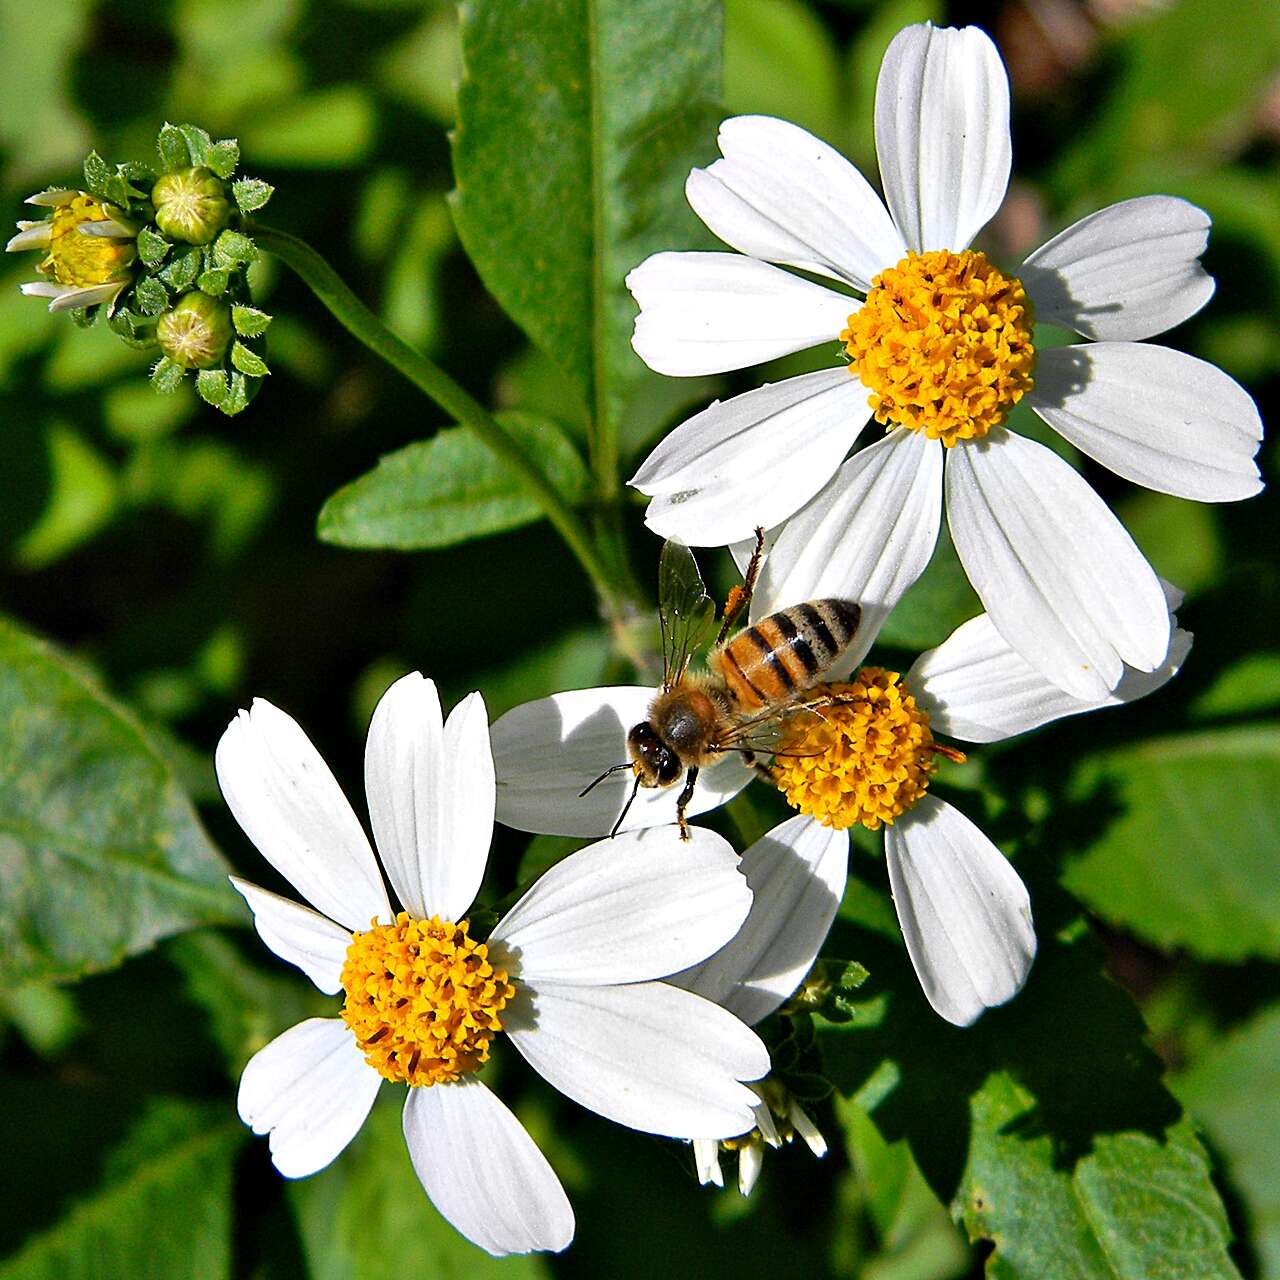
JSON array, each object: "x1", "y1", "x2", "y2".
[
  {"x1": 133, "y1": 275, "x2": 169, "y2": 317},
  {"x1": 231, "y1": 304, "x2": 271, "y2": 338},
  {"x1": 0, "y1": 1100, "x2": 242, "y2": 1280},
  {"x1": 289, "y1": 1098, "x2": 552, "y2": 1279},
  {"x1": 318, "y1": 411, "x2": 589, "y2": 550},
  {"x1": 195, "y1": 369, "x2": 228, "y2": 408},
  {"x1": 0, "y1": 618, "x2": 240, "y2": 985},
  {"x1": 149, "y1": 356, "x2": 186, "y2": 393},
  {"x1": 231, "y1": 176, "x2": 274, "y2": 213},
  {"x1": 177, "y1": 123, "x2": 212, "y2": 168},
  {"x1": 230, "y1": 340, "x2": 269, "y2": 378},
  {"x1": 821, "y1": 899, "x2": 1238, "y2": 1279},
  {"x1": 14, "y1": 425, "x2": 116, "y2": 570},
  {"x1": 135, "y1": 227, "x2": 170, "y2": 269},
  {"x1": 451, "y1": 0, "x2": 722, "y2": 434},
  {"x1": 211, "y1": 229, "x2": 256, "y2": 270},
  {"x1": 205, "y1": 138, "x2": 240, "y2": 180},
  {"x1": 1177, "y1": 1004, "x2": 1280, "y2": 1278},
  {"x1": 1062, "y1": 725, "x2": 1280, "y2": 961},
  {"x1": 155, "y1": 122, "x2": 190, "y2": 172}
]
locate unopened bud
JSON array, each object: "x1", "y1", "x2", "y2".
[
  {"x1": 151, "y1": 167, "x2": 232, "y2": 244},
  {"x1": 156, "y1": 291, "x2": 233, "y2": 368}
]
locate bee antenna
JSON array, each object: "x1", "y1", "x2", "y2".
[
  {"x1": 579, "y1": 761, "x2": 632, "y2": 798},
  {"x1": 610, "y1": 774, "x2": 642, "y2": 839}
]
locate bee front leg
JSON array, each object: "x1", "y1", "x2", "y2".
[{"x1": 675, "y1": 765, "x2": 699, "y2": 841}]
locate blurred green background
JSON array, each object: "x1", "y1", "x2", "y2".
[{"x1": 1, "y1": 0, "x2": 1277, "y2": 1276}]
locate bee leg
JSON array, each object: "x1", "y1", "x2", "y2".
[
  {"x1": 714, "y1": 526, "x2": 766, "y2": 648},
  {"x1": 675, "y1": 766, "x2": 699, "y2": 841}
]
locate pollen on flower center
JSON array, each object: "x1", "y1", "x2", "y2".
[
  {"x1": 340, "y1": 912, "x2": 515, "y2": 1087},
  {"x1": 41, "y1": 194, "x2": 134, "y2": 289},
  {"x1": 842, "y1": 250, "x2": 1035, "y2": 447},
  {"x1": 771, "y1": 668, "x2": 964, "y2": 830}
]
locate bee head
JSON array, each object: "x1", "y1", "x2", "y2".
[{"x1": 626, "y1": 722, "x2": 682, "y2": 788}]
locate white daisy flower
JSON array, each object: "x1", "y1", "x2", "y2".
[
  {"x1": 218, "y1": 672, "x2": 769, "y2": 1257},
  {"x1": 6, "y1": 189, "x2": 136, "y2": 313},
  {"x1": 490, "y1": 540, "x2": 1191, "y2": 1026},
  {"x1": 670, "y1": 814, "x2": 847, "y2": 1193},
  {"x1": 625, "y1": 21, "x2": 1261, "y2": 700}
]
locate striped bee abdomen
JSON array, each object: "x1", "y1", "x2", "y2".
[{"x1": 713, "y1": 599, "x2": 862, "y2": 709}]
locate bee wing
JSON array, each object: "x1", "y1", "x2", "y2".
[
  {"x1": 658, "y1": 539, "x2": 716, "y2": 691},
  {"x1": 718, "y1": 701, "x2": 842, "y2": 759}
]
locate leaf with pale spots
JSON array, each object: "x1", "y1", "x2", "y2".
[
  {"x1": 0, "y1": 618, "x2": 241, "y2": 985},
  {"x1": 451, "y1": 0, "x2": 723, "y2": 435}
]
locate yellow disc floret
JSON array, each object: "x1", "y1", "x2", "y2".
[
  {"x1": 772, "y1": 668, "x2": 962, "y2": 830},
  {"x1": 843, "y1": 250, "x2": 1035, "y2": 447},
  {"x1": 340, "y1": 912, "x2": 515, "y2": 1088},
  {"x1": 40, "y1": 193, "x2": 135, "y2": 289}
]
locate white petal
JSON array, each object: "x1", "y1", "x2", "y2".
[
  {"x1": 229, "y1": 877, "x2": 350, "y2": 993},
  {"x1": 491, "y1": 687, "x2": 751, "y2": 837},
  {"x1": 47, "y1": 282, "x2": 125, "y2": 312},
  {"x1": 884, "y1": 796, "x2": 1035, "y2": 1026},
  {"x1": 693, "y1": 1138, "x2": 725, "y2": 1187},
  {"x1": 672, "y1": 816, "x2": 847, "y2": 1025},
  {"x1": 364, "y1": 674, "x2": 492, "y2": 920},
  {"x1": 627, "y1": 251, "x2": 854, "y2": 376},
  {"x1": 738, "y1": 1142, "x2": 765, "y2": 1195},
  {"x1": 909, "y1": 611, "x2": 1193, "y2": 743},
  {"x1": 237, "y1": 1018, "x2": 380, "y2": 1178},
  {"x1": 507, "y1": 980, "x2": 769, "y2": 1139},
  {"x1": 875, "y1": 23, "x2": 1011, "y2": 253},
  {"x1": 753, "y1": 429, "x2": 943, "y2": 675},
  {"x1": 216, "y1": 699, "x2": 390, "y2": 932},
  {"x1": 1031, "y1": 343, "x2": 1263, "y2": 502},
  {"x1": 631, "y1": 368, "x2": 872, "y2": 546},
  {"x1": 25, "y1": 189, "x2": 79, "y2": 206},
  {"x1": 788, "y1": 1100, "x2": 827, "y2": 1157},
  {"x1": 1021, "y1": 196, "x2": 1214, "y2": 341},
  {"x1": 6, "y1": 224, "x2": 51, "y2": 252},
  {"x1": 945, "y1": 428, "x2": 1170, "y2": 700},
  {"x1": 490, "y1": 825, "x2": 751, "y2": 985},
  {"x1": 686, "y1": 115, "x2": 905, "y2": 289},
  {"x1": 19, "y1": 281, "x2": 67, "y2": 299},
  {"x1": 402, "y1": 1078, "x2": 573, "y2": 1256},
  {"x1": 76, "y1": 218, "x2": 134, "y2": 238}
]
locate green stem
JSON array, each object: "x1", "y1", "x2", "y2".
[{"x1": 251, "y1": 223, "x2": 621, "y2": 616}]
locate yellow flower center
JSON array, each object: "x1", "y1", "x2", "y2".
[
  {"x1": 842, "y1": 250, "x2": 1035, "y2": 447},
  {"x1": 40, "y1": 194, "x2": 135, "y2": 289},
  {"x1": 340, "y1": 912, "x2": 515, "y2": 1087},
  {"x1": 771, "y1": 668, "x2": 964, "y2": 830}
]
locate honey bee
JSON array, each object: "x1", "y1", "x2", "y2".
[{"x1": 583, "y1": 530, "x2": 862, "y2": 838}]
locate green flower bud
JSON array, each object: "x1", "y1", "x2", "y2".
[
  {"x1": 156, "y1": 291, "x2": 233, "y2": 369},
  {"x1": 151, "y1": 167, "x2": 232, "y2": 244}
]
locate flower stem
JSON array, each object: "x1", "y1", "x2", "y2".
[{"x1": 250, "y1": 223, "x2": 623, "y2": 616}]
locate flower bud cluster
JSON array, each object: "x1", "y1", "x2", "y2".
[{"x1": 6, "y1": 122, "x2": 275, "y2": 416}]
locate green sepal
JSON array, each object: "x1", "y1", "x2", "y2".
[
  {"x1": 211, "y1": 230, "x2": 256, "y2": 269},
  {"x1": 150, "y1": 356, "x2": 187, "y2": 393},
  {"x1": 230, "y1": 341, "x2": 269, "y2": 378},
  {"x1": 206, "y1": 139, "x2": 240, "y2": 180},
  {"x1": 158, "y1": 246, "x2": 202, "y2": 292},
  {"x1": 231, "y1": 177, "x2": 273, "y2": 213},
  {"x1": 118, "y1": 160, "x2": 156, "y2": 188},
  {"x1": 178, "y1": 124, "x2": 213, "y2": 168},
  {"x1": 133, "y1": 276, "x2": 169, "y2": 317},
  {"x1": 195, "y1": 369, "x2": 227, "y2": 408},
  {"x1": 69, "y1": 306, "x2": 98, "y2": 330},
  {"x1": 82, "y1": 150, "x2": 111, "y2": 199},
  {"x1": 156, "y1": 122, "x2": 190, "y2": 172},
  {"x1": 107, "y1": 307, "x2": 152, "y2": 348},
  {"x1": 196, "y1": 268, "x2": 230, "y2": 296},
  {"x1": 136, "y1": 227, "x2": 171, "y2": 269},
  {"x1": 231, "y1": 305, "x2": 271, "y2": 337},
  {"x1": 220, "y1": 371, "x2": 253, "y2": 416}
]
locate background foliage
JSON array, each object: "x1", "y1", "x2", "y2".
[{"x1": 0, "y1": 0, "x2": 1277, "y2": 1276}]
